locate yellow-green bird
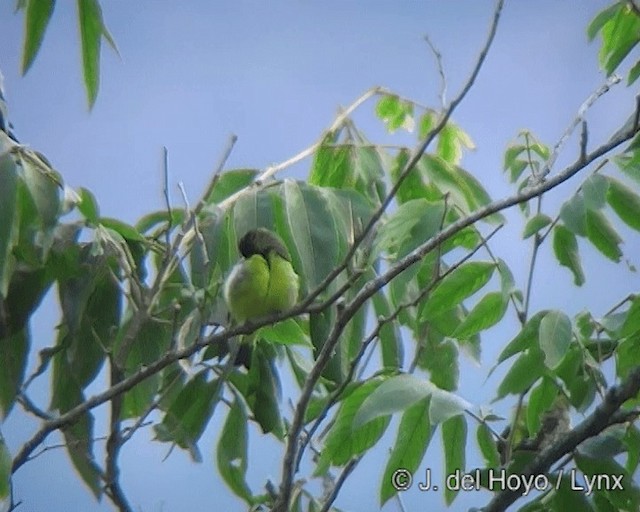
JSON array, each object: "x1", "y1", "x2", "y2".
[{"x1": 224, "y1": 228, "x2": 299, "y2": 324}]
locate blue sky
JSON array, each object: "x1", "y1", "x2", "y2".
[{"x1": 1, "y1": 1, "x2": 638, "y2": 511}]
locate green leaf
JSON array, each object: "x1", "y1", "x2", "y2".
[
  {"x1": 620, "y1": 297, "x2": 640, "y2": 338},
  {"x1": 418, "y1": 110, "x2": 436, "y2": 139},
  {"x1": 206, "y1": 169, "x2": 259, "y2": 204},
  {"x1": 99, "y1": 217, "x2": 145, "y2": 242},
  {"x1": 0, "y1": 435, "x2": 10, "y2": 500},
  {"x1": 582, "y1": 174, "x2": 609, "y2": 209},
  {"x1": 560, "y1": 194, "x2": 587, "y2": 236},
  {"x1": 21, "y1": 0, "x2": 55, "y2": 74},
  {"x1": 437, "y1": 121, "x2": 475, "y2": 164},
  {"x1": 353, "y1": 374, "x2": 429, "y2": 428},
  {"x1": 606, "y1": 176, "x2": 640, "y2": 232},
  {"x1": 155, "y1": 372, "x2": 219, "y2": 461},
  {"x1": 552, "y1": 225, "x2": 585, "y2": 286},
  {"x1": 496, "y1": 348, "x2": 545, "y2": 399},
  {"x1": 585, "y1": 208, "x2": 622, "y2": 262},
  {"x1": 575, "y1": 452, "x2": 640, "y2": 511},
  {"x1": 421, "y1": 261, "x2": 496, "y2": 319},
  {"x1": 0, "y1": 329, "x2": 29, "y2": 419},
  {"x1": 442, "y1": 415, "x2": 467, "y2": 505},
  {"x1": 77, "y1": 0, "x2": 105, "y2": 107},
  {"x1": 372, "y1": 290, "x2": 403, "y2": 369},
  {"x1": 523, "y1": 213, "x2": 552, "y2": 239},
  {"x1": 0, "y1": 154, "x2": 20, "y2": 297},
  {"x1": 256, "y1": 319, "x2": 311, "y2": 346},
  {"x1": 476, "y1": 423, "x2": 500, "y2": 467},
  {"x1": 552, "y1": 474, "x2": 596, "y2": 512},
  {"x1": 353, "y1": 374, "x2": 470, "y2": 428},
  {"x1": 315, "y1": 378, "x2": 390, "y2": 473},
  {"x1": 587, "y1": 4, "x2": 620, "y2": 41},
  {"x1": 526, "y1": 376, "x2": 558, "y2": 436},
  {"x1": 628, "y1": 58, "x2": 640, "y2": 85},
  {"x1": 380, "y1": 398, "x2": 433, "y2": 506},
  {"x1": 624, "y1": 426, "x2": 640, "y2": 475},
  {"x1": 246, "y1": 346, "x2": 283, "y2": 437},
  {"x1": 452, "y1": 292, "x2": 508, "y2": 339},
  {"x1": 538, "y1": 310, "x2": 572, "y2": 369},
  {"x1": 421, "y1": 339, "x2": 458, "y2": 391},
  {"x1": 374, "y1": 199, "x2": 444, "y2": 258},
  {"x1": 62, "y1": 412, "x2": 102, "y2": 499},
  {"x1": 217, "y1": 393, "x2": 252, "y2": 502},
  {"x1": 375, "y1": 94, "x2": 414, "y2": 133},
  {"x1": 496, "y1": 310, "x2": 549, "y2": 365},
  {"x1": 597, "y1": 4, "x2": 640, "y2": 76},
  {"x1": 77, "y1": 187, "x2": 100, "y2": 223}
]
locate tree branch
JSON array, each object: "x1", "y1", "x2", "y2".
[
  {"x1": 272, "y1": 80, "x2": 640, "y2": 512},
  {"x1": 482, "y1": 366, "x2": 640, "y2": 512}
]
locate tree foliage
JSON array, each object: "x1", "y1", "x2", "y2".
[{"x1": 1, "y1": 1, "x2": 640, "y2": 511}]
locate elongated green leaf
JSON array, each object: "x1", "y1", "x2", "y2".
[
  {"x1": 539, "y1": 310, "x2": 572, "y2": 369},
  {"x1": 315, "y1": 378, "x2": 390, "y2": 473},
  {"x1": 354, "y1": 374, "x2": 470, "y2": 428},
  {"x1": 526, "y1": 376, "x2": 558, "y2": 436},
  {"x1": 496, "y1": 310, "x2": 549, "y2": 365},
  {"x1": 77, "y1": 187, "x2": 99, "y2": 223},
  {"x1": 437, "y1": 121, "x2": 475, "y2": 164},
  {"x1": 247, "y1": 347, "x2": 283, "y2": 437},
  {"x1": 217, "y1": 393, "x2": 252, "y2": 502},
  {"x1": 22, "y1": 0, "x2": 56, "y2": 73},
  {"x1": 420, "y1": 338, "x2": 458, "y2": 391},
  {"x1": 621, "y1": 297, "x2": 640, "y2": 338},
  {"x1": 374, "y1": 199, "x2": 444, "y2": 258},
  {"x1": 597, "y1": 4, "x2": 640, "y2": 76},
  {"x1": 587, "y1": 4, "x2": 620, "y2": 41},
  {"x1": 77, "y1": 0, "x2": 104, "y2": 107},
  {"x1": 552, "y1": 225, "x2": 585, "y2": 286},
  {"x1": 256, "y1": 319, "x2": 310, "y2": 346},
  {"x1": 421, "y1": 261, "x2": 495, "y2": 319},
  {"x1": 206, "y1": 169, "x2": 259, "y2": 204},
  {"x1": 372, "y1": 290, "x2": 403, "y2": 369},
  {"x1": 380, "y1": 398, "x2": 432, "y2": 505},
  {"x1": 0, "y1": 154, "x2": 19, "y2": 297},
  {"x1": 63, "y1": 412, "x2": 102, "y2": 499},
  {"x1": 155, "y1": 372, "x2": 219, "y2": 461},
  {"x1": 496, "y1": 348, "x2": 545, "y2": 399},
  {"x1": 0, "y1": 329, "x2": 29, "y2": 418},
  {"x1": 523, "y1": 213, "x2": 552, "y2": 239},
  {"x1": 353, "y1": 374, "x2": 429, "y2": 428},
  {"x1": 0, "y1": 435, "x2": 10, "y2": 501},
  {"x1": 585, "y1": 208, "x2": 622, "y2": 262},
  {"x1": 476, "y1": 423, "x2": 500, "y2": 467},
  {"x1": 560, "y1": 194, "x2": 587, "y2": 236},
  {"x1": 442, "y1": 415, "x2": 467, "y2": 505},
  {"x1": 453, "y1": 292, "x2": 508, "y2": 339},
  {"x1": 606, "y1": 176, "x2": 640, "y2": 232},
  {"x1": 582, "y1": 174, "x2": 608, "y2": 209}
]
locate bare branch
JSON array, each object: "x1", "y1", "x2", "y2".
[{"x1": 424, "y1": 35, "x2": 447, "y2": 108}]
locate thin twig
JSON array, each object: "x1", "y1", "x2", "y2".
[
  {"x1": 317, "y1": 459, "x2": 359, "y2": 512},
  {"x1": 424, "y1": 35, "x2": 447, "y2": 108},
  {"x1": 540, "y1": 74, "x2": 620, "y2": 180}
]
